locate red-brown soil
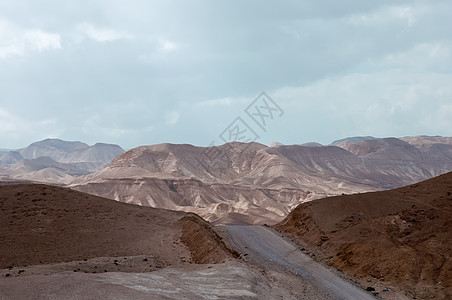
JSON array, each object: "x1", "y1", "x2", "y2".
[
  {"x1": 0, "y1": 184, "x2": 232, "y2": 269},
  {"x1": 275, "y1": 172, "x2": 452, "y2": 299}
]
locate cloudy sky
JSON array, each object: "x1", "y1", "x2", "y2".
[{"x1": 1, "y1": 0, "x2": 451, "y2": 149}]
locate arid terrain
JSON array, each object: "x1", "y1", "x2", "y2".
[
  {"x1": 1, "y1": 138, "x2": 451, "y2": 299},
  {"x1": 275, "y1": 171, "x2": 452, "y2": 299},
  {"x1": 1, "y1": 136, "x2": 451, "y2": 299},
  {"x1": 71, "y1": 136, "x2": 452, "y2": 224},
  {"x1": 2, "y1": 136, "x2": 451, "y2": 225},
  {"x1": 0, "y1": 183, "x2": 368, "y2": 299}
]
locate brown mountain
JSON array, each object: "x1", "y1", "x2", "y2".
[
  {"x1": 71, "y1": 136, "x2": 452, "y2": 225},
  {"x1": 275, "y1": 172, "x2": 452, "y2": 299},
  {"x1": 0, "y1": 184, "x2": 232, "y2": 269}
]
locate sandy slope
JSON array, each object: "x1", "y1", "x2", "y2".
[
  {"x1": 0, "y1": 184, "x2": 232, "y2": 269},
  {"x1": 275, "y1": 172, "x2": 452, "y2": 299}
]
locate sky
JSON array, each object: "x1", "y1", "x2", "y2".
[{"x1": 1, "y1": 0, "x2": 451, "y2": 149}]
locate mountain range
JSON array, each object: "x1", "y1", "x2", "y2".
[
  {"x1": 2, "y1": 136, "x2": 451, "y2": 224},
  {"x1": 70, "y1": 135, "x2": 452, "y2": 224}
]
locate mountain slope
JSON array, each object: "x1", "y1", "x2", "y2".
[
  {"x1": 19, "y1": 139, "x2": 88, "y2": 160},
  {"x1": 0, "y1": 151, "x2": 23, "y2": 166},
  {"x1": 275, "y1": 172, "x2": 452, "y2": 299},
  {"x1": 0, "y1": 184, "x2": 233, "y2": 269}
]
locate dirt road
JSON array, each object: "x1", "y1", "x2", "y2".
[{"x1": 222, "y1": 225, "x2": 376, "y2": 300}]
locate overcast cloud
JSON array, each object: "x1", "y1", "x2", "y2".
[{"x1": 1, "y1": 0, "x2": 451, "y2": 149}]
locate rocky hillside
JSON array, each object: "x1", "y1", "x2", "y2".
[
  {"x1": 275, "y1": 172, "x2": 452, "y2": 299},
  {"x1": 0, "y1": 184, "x2": 233, "y2": 269}
]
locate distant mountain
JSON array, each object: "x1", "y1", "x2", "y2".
[
  {"x1": 401, "y1": 135, "x2": 452, "y2": 151},
  {"x1": 71, "y1": 136, "x2": 452, "y2": 225},
  {"x1": 0, "y1": 139, "x2": 124, "y2": 183},
  {"x1": 0, "y1": 149, "x2": 12, "y2": 154},
  {"x1": 0, "y1": 156, "x2": 93, "y2": 184},
  {"x1": 299, "y1": 142, "x2": 323, "y2": 147},
  {"x1": 18, "y1": 138, "x2": 124, "y2": 166},
  {"x1": 330, "y1": 136, "x2": 377, "y2": 146},
  {"x1": 268, "y1": 142, "x2": 283, "y2": 147},
  {"x1": 19, "y1": 139, "x2": 88, "y2": 160},
  {"x1": 0, "y1": 151, "x2": 23, "y2": 166}
]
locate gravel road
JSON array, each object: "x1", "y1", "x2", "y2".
[{"x1": 222, "y1": 225, "x2": 376, "y2": 300}]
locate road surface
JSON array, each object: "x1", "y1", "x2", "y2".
[{"x1": 222, "y1": 225, "x2": 376, "y2": 300}]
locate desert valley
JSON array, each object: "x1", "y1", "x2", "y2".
[
  {"x1": 2, "y1": 1, "x2": 452, "y2": 298},
  {"x1": 0, "y1": 136, "x2": 451, "y2": 299}
]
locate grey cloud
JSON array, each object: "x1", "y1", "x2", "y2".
[{"x1": 0, "y1": 0, "x2": 451, "y2": 148}]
